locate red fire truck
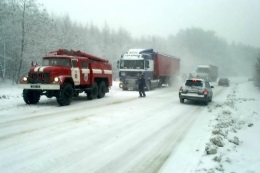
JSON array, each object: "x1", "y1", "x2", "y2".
[{"x1": 19, "y1": 49, "x2": 112, "y2": 106}]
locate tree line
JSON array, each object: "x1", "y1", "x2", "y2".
[{"x1": 1, "y1": 0, "x2": 260, "y2": 85}]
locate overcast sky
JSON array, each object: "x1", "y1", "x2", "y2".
[{"x1": 38, "y1": 0, "x2": 260, "y2": 48}]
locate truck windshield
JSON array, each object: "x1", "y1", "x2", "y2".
[
  {"x1": 120, "y1": 60, "x2": 144, "y2": 69},
  {"x1": 197, "y1": 68, "x2": 209, "y2": 73},
  {"x1": 43, "y1": 58, "x2": 71, "y2": 67}
]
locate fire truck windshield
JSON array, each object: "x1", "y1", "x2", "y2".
[
  {"x1": 43, "y1": 58, "x2": 71, "y2": 67},
  {"x1": 120, "y1": 60, "x2": 144, "y2": 69}
]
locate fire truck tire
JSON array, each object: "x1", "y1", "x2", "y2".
[
  {"x1": 98, "y1": 81, "x2": 106, "y2": 98},
  {"x1": 87, "y1": 83, "x2": 98, "y2": 100},
  {"x1": 23, "y1": 89, "x2": 40, "y2": 104},
  {"x1": 57, "y1": 83, "x2": 73, "y2": 106},
  {"x1": 73, "y1": 91, "x2": 79, "y2": 97}
]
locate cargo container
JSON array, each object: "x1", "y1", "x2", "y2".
[{"x1": 117, "y1": 49, "x2": 180, "y2": 90}]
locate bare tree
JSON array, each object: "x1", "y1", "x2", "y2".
[{"x1": 254, "y1": 55, "x2": 260, "y2": 88}]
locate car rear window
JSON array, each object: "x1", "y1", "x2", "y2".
[
  {"x1": 219, "y1": 78, "x2": 228, "y2": 82},
  {"x1": 185, "y1": 80, "x2": 203, "y2": 87}
]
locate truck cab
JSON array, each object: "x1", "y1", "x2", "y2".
[
  {"x1": 117, "y1": 49, "x2": 155, "y2": 90},
  {"x1": 196, "y1": 65, "x2": 218, "y2": 82}
]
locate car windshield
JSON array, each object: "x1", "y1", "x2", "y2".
[
  {"x1": 220, "y1": 78, "x2": 228, "y2": 82},
  {"x1": 185, "y1": 80, "x2": 203, "y2": 87}
]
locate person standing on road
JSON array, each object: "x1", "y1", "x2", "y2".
[{"x1": 137, "y1": 73, "x2": 146, "y2": 97}]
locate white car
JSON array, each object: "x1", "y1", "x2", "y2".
[{"x1": 179, "y1": 78, "x2": 214, "y2": 105}]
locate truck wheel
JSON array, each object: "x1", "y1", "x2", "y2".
[
  {"x1": 158, "y1": 80, "x2": 162, "y2": 88},
  {"x1": 146, "y1": 82, "x2": 151, "y2": 91},
  {"x1": 98, "y1": 81, "x2": 106, "y2": 98},
  {"x1": 23, "y1": 89, "x2": 41, "y2": 104},
  {"x1": 87, "y1": 83, "x2": 98, "y2": 100},
  {"x1": 57, "y1": 83, "x2": 73, "y2": 106},
  {"x1": 73, "y1": 91, "x2": 79, "y2": 97}
]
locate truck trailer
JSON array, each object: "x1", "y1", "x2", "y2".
[
  {"x1": 195, "y1": 65, "x2": 218, "y2": 82},
  {"x1": 117, "y1": 49, "x2": 180, "y2": 90}
]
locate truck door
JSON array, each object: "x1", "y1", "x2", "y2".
[
  {"x1": 81, "y1": 61, "x2": 90, "y2": 84},
  {"x1": 71, "y1": 59, "x2": 80, "y2": 85}
]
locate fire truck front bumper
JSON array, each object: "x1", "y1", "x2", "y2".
[{"x1": 19, "y1": 84, "x2": 60, "y2": 90}]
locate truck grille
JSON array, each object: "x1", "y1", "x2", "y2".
[{"x1": 28, "y1": 72, "x2": 50, "y2": 84}]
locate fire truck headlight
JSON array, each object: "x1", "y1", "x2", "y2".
[
  {"x1": 23, "y1": 77, "x2": 28, "y2": 82},
  {"x1": 54, "y1": 77, "x2": 59, "y2": 83}
]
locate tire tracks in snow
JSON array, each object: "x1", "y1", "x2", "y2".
[{"x1": 93, "y1": 106, "x2": 203, "y2": 173}]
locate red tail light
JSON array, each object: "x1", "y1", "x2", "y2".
[{"x1": 203, "y1": 89, "x2": 208, "y2": 95}]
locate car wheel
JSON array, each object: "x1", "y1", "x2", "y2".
[
  {"x1": 204, "y1": 98, "x2": 209, "y2": 105},
  {"x1": 209, "y1": 96, "x2": 213, "y2": 102},
  {"x1": 180, "y1": 98, "x2": 184, "y2": 103}
]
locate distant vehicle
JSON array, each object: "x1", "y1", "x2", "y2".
[
  {"x1": 248, "y1": 77, "x2": 254, "y2": 81},
  {"x1": 179, "y1": 78, "x2": 214, "y2": 105},
  {"x1": 195, "y1": 65, "x2": 218, "y2": 82},
  {"x1": 19, "y1": 49, "x2": 112, "y2": 106},
  {"x1": 218, "y1": 78, "x2": 230, "y2": 86},
  {"x1": 117, "y1": 48, "x2": 180, "y2": 91}
]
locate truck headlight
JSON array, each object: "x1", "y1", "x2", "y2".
[
  {"x1": 119, "y1": 82, "x2": 123, "y2": 88},
  {"x1": 20, "y1": 76, "x2": 28, "y2": 84},
  {"x1": 53, "y1": 77, "x2": 60, "y2": 83},
  {"x1": 23, "y1": 76, "x2": 28, "y2": 82}
]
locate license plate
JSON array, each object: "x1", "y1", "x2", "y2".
[
  {"x1": 128, "y1": 87, "x2": 133, "y2": 90},
  {"x1": 31, "y1": 85, "x2": 40, "y2": 89}
]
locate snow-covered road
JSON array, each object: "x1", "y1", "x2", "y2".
[{"x1": 0, "y1": 78, "x2": 259, "y2": 173}]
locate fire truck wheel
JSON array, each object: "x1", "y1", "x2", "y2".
[
  {"x1": 57, "y1": 83, "x2": 73, "y2": 106},
  {"x1": 87, "y1": 83, "x2": 98, "y2": 100},
  {"x1": 23, "y1": 89, "x2": 41, "y2": 104},
  {"x1": 73, "y1": 91, "x2": 79, "y2": 97},
  {"x1": 98, "y1": 81, "x2": 106, "y2": 98}
]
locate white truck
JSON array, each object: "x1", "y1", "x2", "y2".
[
  {"x1": 195, "y1": 65, "x2": 218, "y2": 82},
  {"x1": 117, "y1": 49, "x2": 180, "y2": 90}
]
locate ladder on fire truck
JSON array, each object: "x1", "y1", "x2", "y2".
[{"x1": 49, "y1": 49, "x2": 109, "y2": 63}]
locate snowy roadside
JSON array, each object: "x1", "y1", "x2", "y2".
[
  {"x1": 1, "y1": 79, "x2": 260, "y2": 173},
  {"x1": 196, "y1": 81, "x2": 260, "y2": 173},
  {"x1": 0, "y1": 82, "x2": 23, "y2": 113},
  {"x1": 159, "y1": 78, "x2": 260, "y2": 173}
]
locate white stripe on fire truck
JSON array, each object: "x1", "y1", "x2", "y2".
[
  {"x1": 92, "y1": 69, "x2": 102, "y2": 74},
  {"x1": 39, "y1": 67, "x2": 46, "y2": 72},
  {"x1": 82, "y1": 69, "x2": 90, "y2": 74},
  {"x1": 104, "y1": 70, "x2": 112, "y2": 74},
  {"x1": 34, "y1": 67, "x2": 40, "y2": 72}
]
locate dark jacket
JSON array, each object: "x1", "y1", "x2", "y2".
[{"x1": 137, "y1": 76, "x2": 146, "y2": 89}]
